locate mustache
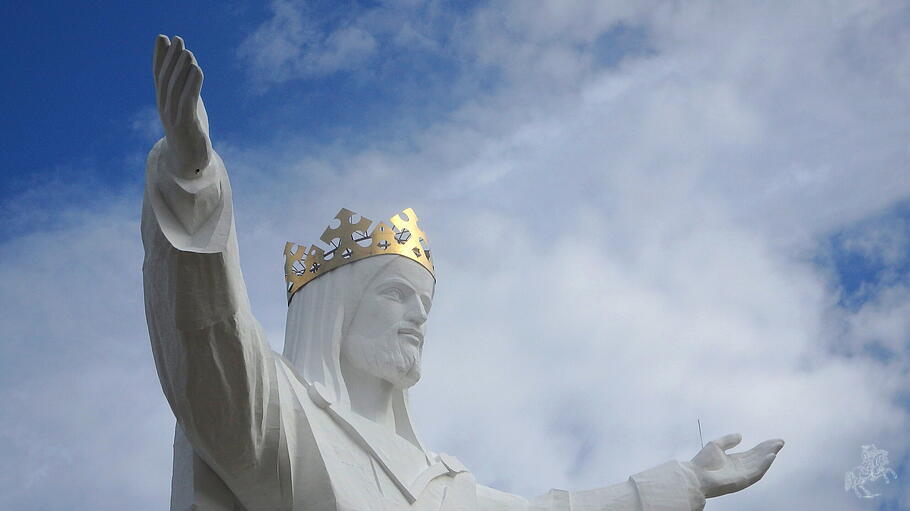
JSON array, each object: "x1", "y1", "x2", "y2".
[{"x1": 397, "y1": 326, "x2": 424, "y2": 343}]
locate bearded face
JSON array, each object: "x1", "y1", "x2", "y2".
[{"x1": 342, "y1": 257, "x2": 434, "y2": 389}]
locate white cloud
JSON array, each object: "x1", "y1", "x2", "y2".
[
  {"x1": 237, "y1": 0, "x2": 378, "y2": 86},
  {"x1": 0, "y1": 197, "x2": 175, "y2": 510},
  {"x1": 129, "y1": 105, "x2": 164, "y2": 143},
  {"x1": 237, "y1": 0, "x2": 453, "y2": 89}
]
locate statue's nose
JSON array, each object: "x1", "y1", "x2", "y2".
[{"x1": 405, "y1": 296, "x2": 428, "y2": 324}]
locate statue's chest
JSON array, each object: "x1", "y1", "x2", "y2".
[
  {"x1": 274, "y1": 366, "x2": 478, "y2": 511},
  {"x1": 301, "y1": 399, "x2": 478, "y2": 511},
  {"x1": 327, "y1": 442, "x2": 477, "y2": 511}
]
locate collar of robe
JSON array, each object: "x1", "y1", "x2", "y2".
[{"x1": 306, "y1": 381, "x2": 469, "y2": 503}]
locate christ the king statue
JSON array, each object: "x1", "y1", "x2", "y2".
[{"x1": 142, "y1": 35, "x2": 784, "y2": 511}]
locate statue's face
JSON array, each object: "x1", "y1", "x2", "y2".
[{"x1": 343, "y1": 257, "x2": 434, "y2": 389}]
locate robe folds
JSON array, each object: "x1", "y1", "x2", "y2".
[{"x1": 141, "y1": 138, "x2": 707, "y2": 511}]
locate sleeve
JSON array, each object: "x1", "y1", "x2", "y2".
[
  {"x1": 141, "y1": 138, "x2": 291, "y2": 510},
  {"x1": 476, "y1": 461, "x2": 704, "y2": 511}
]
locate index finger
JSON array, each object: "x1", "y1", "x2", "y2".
[
  {"x1": 750, "y1": 438, "x2": 785, "y2": 456},
  {"x1": 153, "y1": 34, "x2": 170, "y2": 79}
]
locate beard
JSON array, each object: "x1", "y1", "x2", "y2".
[{"x1": 344, "y1": 328, "x2": 422, "y2": 389}]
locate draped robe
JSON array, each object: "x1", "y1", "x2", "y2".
[{"x1": 141, "y1": 139, "x2": 706, "y2": 511}]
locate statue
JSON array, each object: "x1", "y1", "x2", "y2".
[{"x1": 142, "y1": 35, "x2": 785, "y2": 511}]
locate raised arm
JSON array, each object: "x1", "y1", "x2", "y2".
[{"x1": 141, "y1": 35, "x2": 288, "y2": 509}]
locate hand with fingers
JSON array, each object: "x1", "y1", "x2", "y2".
[
  {"x1": 685, "y1": 433, "x2": 785, "y2": 499},
  {"x1": 153, "y1": 34, "x2": 212, "y2": 178}
]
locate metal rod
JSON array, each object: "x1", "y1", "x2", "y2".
[{"x1": 697, "y1": 419, "x2": 704, "y2": 449}]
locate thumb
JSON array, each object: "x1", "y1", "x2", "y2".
[
  {"x1": 692, "y1": 442, "x2": 725, "y2": 470},
  {"x1": 196, "y1": 98, "x2": 210, "y2": 136}
]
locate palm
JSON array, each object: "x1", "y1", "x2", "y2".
[
  {"x1": 688, "y1": 433, "x2": 784, "y2": 498},
  {"x1": 153, "y1": 35, "x2": 211, "y2": 176}
]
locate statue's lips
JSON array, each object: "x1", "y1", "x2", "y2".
[{"x1": 398, "y1": 328, "x2": 423, "y2": 345}]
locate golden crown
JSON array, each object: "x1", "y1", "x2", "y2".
[{"x1": 284, "y1": 208, "x2": 434, "y2": 303}]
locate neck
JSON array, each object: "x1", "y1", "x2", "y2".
[{"x1": 341, "y1": 357, "x2": 396, "y2": 431}]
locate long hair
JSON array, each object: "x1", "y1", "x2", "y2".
[{"x1": 282, "y1": 255, "x2": 428, "y2": 451}]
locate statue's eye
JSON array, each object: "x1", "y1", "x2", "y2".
[{"x1": 383, "y1": 287, "x2": 404, "y2": 301}]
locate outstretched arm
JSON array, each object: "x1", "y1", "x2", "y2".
[
  {"x1": 142, "y1": 35, "x2": 289, "y2": 510},
  {"x1": 477, "y1": 460, "x2": 704, "y2": 511},
  {"x1": 476, "y1": 433, "x2": 783, "y2": 511}
]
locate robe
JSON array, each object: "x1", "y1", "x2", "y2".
[{"x1": 141, "y1": 138, "x2": 706, "y2": 511}]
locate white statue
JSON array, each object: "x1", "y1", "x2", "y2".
[{"x1": 142, "y1": 35, "x2": 784, "y2": 511}]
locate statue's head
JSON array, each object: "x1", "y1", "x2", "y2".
[
  {"x1": 281, "y1": 208, "x2": 435, "y2": 416},
  {"x1": 342, "y1": 255, "x2": 434, "y2": 389},
  {"x1": 283, "y1": 252, "x2": 434, "y2": 446}
]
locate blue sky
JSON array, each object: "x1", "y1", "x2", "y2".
[
  {"x1": 1, "y1": 2, "x2": 235, "y2": 188},
  {"x1": 0, "y1": 0, "x2": 488, "y2": 210},
  {"x1": 2, "y1": 1, "x2": 910, "y2": 510}
]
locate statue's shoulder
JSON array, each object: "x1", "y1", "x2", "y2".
[
  {"x1": 270, "y1": 355, "x2": 344, "y2": 437},
  {"x1": 272, "y1": 355, "x2": 325, "y2": 412}
]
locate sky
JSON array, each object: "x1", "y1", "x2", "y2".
[{"x1": 1, "y1": 1, "x2": 909, "y2": 510}]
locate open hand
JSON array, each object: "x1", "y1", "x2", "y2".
[
  {"x1": 153, "y1": 35, "x2": 212, "y2": 177},
  {"x1": 686, "y1": 433, "x2": 784, "y2": 498}
]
